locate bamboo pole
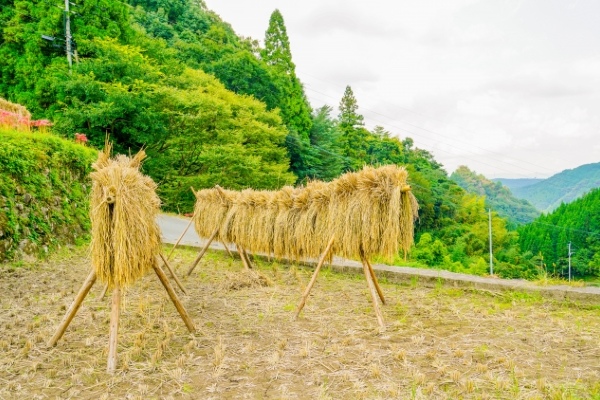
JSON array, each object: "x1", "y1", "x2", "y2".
[
  {"x1": 294, "y1": 236, "x2": 335, "y2": 320},
  {"x1": 186, "y1": 226, "x2": 219, "y2": 276},
  {"x1": 362, "y1": 258, "x2": 385, "y2": 329},
  {"x1": 166, "y1": 211, "x2": 196, "y2": 261},
  {"x1": 239, "y1": 246, "x2": 253, "y2": 269},
  {"x1": 48, "y1": 268, "x2": 97, "y2": 347},
  {"x1": 153, "y1": 263, "x2": 196, "y2": 333},
  {"x1": 100, "y1": 283, "x2": 109, "y2": 300},
  {"x1": 364, "y1": 257, "x2": 386, "y2": 305},
  {"x1": 237, "y1": 244, "x2": 251, "y2": 270},
  {"x1": 223, "y1": 242, "x2": 234, "y2": 259},
  {"x1": 159, "y1": 253, "x2": 187, "y2": 295},
  {"x1": 106, "y1": 286, "x2": 121, "y2": 374}
]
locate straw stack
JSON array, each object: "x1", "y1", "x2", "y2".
[
  {"x1": 0, "y1": 97, "x2": 31, "y2": 118},
  {"x1": 90, "y1": 144, "x2": 162, "y2": 288},
  {"x1": 193, "y1": 164, "x2": 418, "y2": 262}
]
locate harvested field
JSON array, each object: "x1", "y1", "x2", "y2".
[{"x1": 2, "y1": 245, "x2": 600, "y2": 399}]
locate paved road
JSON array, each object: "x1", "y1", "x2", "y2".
[
  {"x1": 157, "y1": 214, "x2": 201, "y2": 247},
  {"x1": 157, "y1": 214, "x2": 600, "y2": 302},
  {"x1": 157, "y1": 213, "x2": 230, "y2": 251}
]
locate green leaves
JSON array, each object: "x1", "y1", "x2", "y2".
[{"x1": 0, "y1": 128, "x2": 97, "y2": 260}]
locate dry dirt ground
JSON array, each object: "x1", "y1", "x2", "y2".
[{"x1": 2, "y1": 245, "x2": 600, "y2": 400}]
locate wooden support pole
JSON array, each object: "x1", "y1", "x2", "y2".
[
  {"x1": 100, "y1": 282, "x2": 109, "y2": 300},
  {"x1": 166, "y1": 211, "x2": 196, "y2": 261},
  {"x1": 106, "y1": 286, "x2": 121, "y2": 374},
  {"x1": 294, "y1": 236, "x2": 335, "y2": 320},
  {"x1": 362, "y1": 258, "x2": 385, "y2": 329},
  {"x1": 223, "y1": 242, "x2": 234, "y2": 259},
  {"x1": 237, "y1": 244, "x2": 250, "y2": 269},
  {"x1": 364, "y1": 257, "x2": 386, "y2": 305},
  {"x1": 159, "y1": 253, "x2": 187, "y2": 295},
  {"x1": 238, "y1": 246, "x2": 253, "y2": 269},
  {"x1": 153, "y1": 263, "x2": 196, "y2": 333},
  {"x1": 186, "y1": 227, "x2": 218, "y2": 276},
  {"x1": 48, "y1": 268, "x2": 97, "y2": 347}
]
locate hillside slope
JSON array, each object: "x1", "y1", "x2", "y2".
[
  {"x1": 519, "y1": 186, "x2": 600, "y2": 278},
  {"x1": 0, "y1": 128, "x2": 97, "y2": 261},
  {"x1": 450, "y1": 166, "x2": 540, "y2": 225},
  {"x1": 493, "y1": 178, "x2": 543, "y2": 192},
  {"x1": 512, "y1": 162, "x2": 600, "y2": 212}
]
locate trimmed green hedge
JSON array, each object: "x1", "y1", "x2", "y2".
[{"x1": 0, "y1": 129, "x2": 98, "y2": 261}]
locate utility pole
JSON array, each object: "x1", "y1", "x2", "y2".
[
  {"x1": 488, "y1": 209, "x2": 493, "y2": 275},
  {"x1": 568, "y1": 242, "x2": 572, "y2": 282},
  {"x1": 64, "y1": 0, "x2": 73, "y2": 71}
]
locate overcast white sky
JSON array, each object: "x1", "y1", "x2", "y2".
[{"x1": 204, "y1": 0, "x2": 600, "y2": 179}]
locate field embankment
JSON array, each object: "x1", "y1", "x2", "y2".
[
  {"x1": 2, "y1": 246, "x2": 599, "y2": 399},
  {"x1": 0, "y1": 129, "x2": 97, "y2": 261}
]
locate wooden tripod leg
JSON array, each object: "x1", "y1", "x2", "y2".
[
  {"x1": 159, "y1": 253, "x2": 187, "y2": 295},
  {"x1": 100, "y1": 283, "x2": 109, "y2": 300},
  {"x1": 362, "y1": 258, "x2": 385, "y2": 329},
  {"x1": 106, "y1": 286, "x2": 121, "y2": 374},
  {"x1": 187, "y1": 227, "x2": 218, "y2": 276},
  {"x1": 223, "y1": 243, "x2": 234, "y2": 259},
  {"x1": 153, "y1": 263, "x2": 196, "y2": 333},
  {"x1": 48, "y1": 269, "x2": 97, "y2": 347},
  {"x1": 238, "y1": 246, "x2": 253, "y2": 269},
  {"x1": 294, "y1": 236, "x2": 335, "y2": 320},
  {"x1": 166, "y1": 211, "x2": 196, "y2": 261},
  {"x1": 364, "y1": 258, "x2": 386, "y2": 305},
  {"x1": 236, "y1": 244, "x2": 249, "y2": 269}
]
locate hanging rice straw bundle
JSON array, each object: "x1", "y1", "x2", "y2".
[
  {"x1": 271, "y1": 186, "x2": 296, "y2": 258},
  {"x1": 295, "y1": 180, "x2": 331, "y2": 259},
  {"x1": 247, "y1": 190, "x2": 277, "y2": 255},
  {"x1": 226, "y1": 189, "x2": 265, "y2": 253},
  {"x1": 90, "y1": 144, "x2": 162, "y2": 288},
  {"x1": 194, "y1": 186, "x2": 238, "y2": 243},
  {"x1": 192, "y1": 164, "x2": 418, "y2": 263},
  {"x1": 328, "y1": 169, "x2": 360, "y2": 258}
]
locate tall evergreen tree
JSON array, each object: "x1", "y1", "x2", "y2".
[
  {"x1": 338, "y1": 85, "x2": 364, "y2": 130},
  {"x1": 262, "y1": 9, "x2": 294, "y2": 74},
  {"x1": 308, "y1": 105, "x2": 344, "y2": 181},
  {"x1": 337, "y1": 85, "x2": 369, "y2": 171},
  {"x1": 261, "y1": 9, "x2": 313, "y2": 180}
]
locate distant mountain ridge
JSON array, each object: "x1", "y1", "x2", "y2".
[
  {"x1": 494, "y1": 178, "x2": 543, "y2": 191},
  {"x1": 498, "y1": 162, "x2": 600, "y2": 213},
  {"x1": 450, "y1": 166, "x2": 540, "y2": 226}
]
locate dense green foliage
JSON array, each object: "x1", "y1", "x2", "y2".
[
  {"x1": 0, "y1": 128, "x2": 97, "y2": 260},
  {"x1": 511, "y1": 163, "x2": 600, "y2": 212},
  {"x1": 519, "y1": 188, "x2": 600, "y2": 279},
  {"x1": 0, "y1": 0, "x2": 296, "y2": 212},
  {"x1": 451, "y1": 165, "x2": 540, "y2": 226}
]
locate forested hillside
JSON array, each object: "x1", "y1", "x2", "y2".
[
  {"x1": 451, "y1": 166, "x2": 540, "y2": 226},
  {"x1": 0, "y1": 127, "x2": 97, "y2": 261},
  {"x1": 511, "y1": 163, "x2": 600, "y2": 212},
  {"x1": 1, "y1": 0, "x2": 590, "y2": 279},
  {"x1": 519, "y1": 188, "x2": 600, "y2": 279}
]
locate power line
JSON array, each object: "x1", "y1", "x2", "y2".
[
  {"x1": 303, "y1": 83, "x2": 557, "y2": 179},
  {"x1": 303, "y1": 84, "x2": 599, "y2": 197},
  {"x1": 302, "y1": 73, "x2": 562, "y2": 175}
]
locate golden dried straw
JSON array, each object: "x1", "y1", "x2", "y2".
[
  {"x1": 90, "y1": 143, "x2": 162, "y2": 288},
  {"x1": 0, "y1": 97, "x2": 31, "y2": 118},
  {"x1": 192, "y1": 165, "x2": 419, "y2": 262},
  {"x1": 193, "y1": 185, "x2": 238, "y2": 243}
]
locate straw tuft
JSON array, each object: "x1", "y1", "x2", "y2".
[{"x1": 90, "y1": 143, "x2": 162, "y2": 288}]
